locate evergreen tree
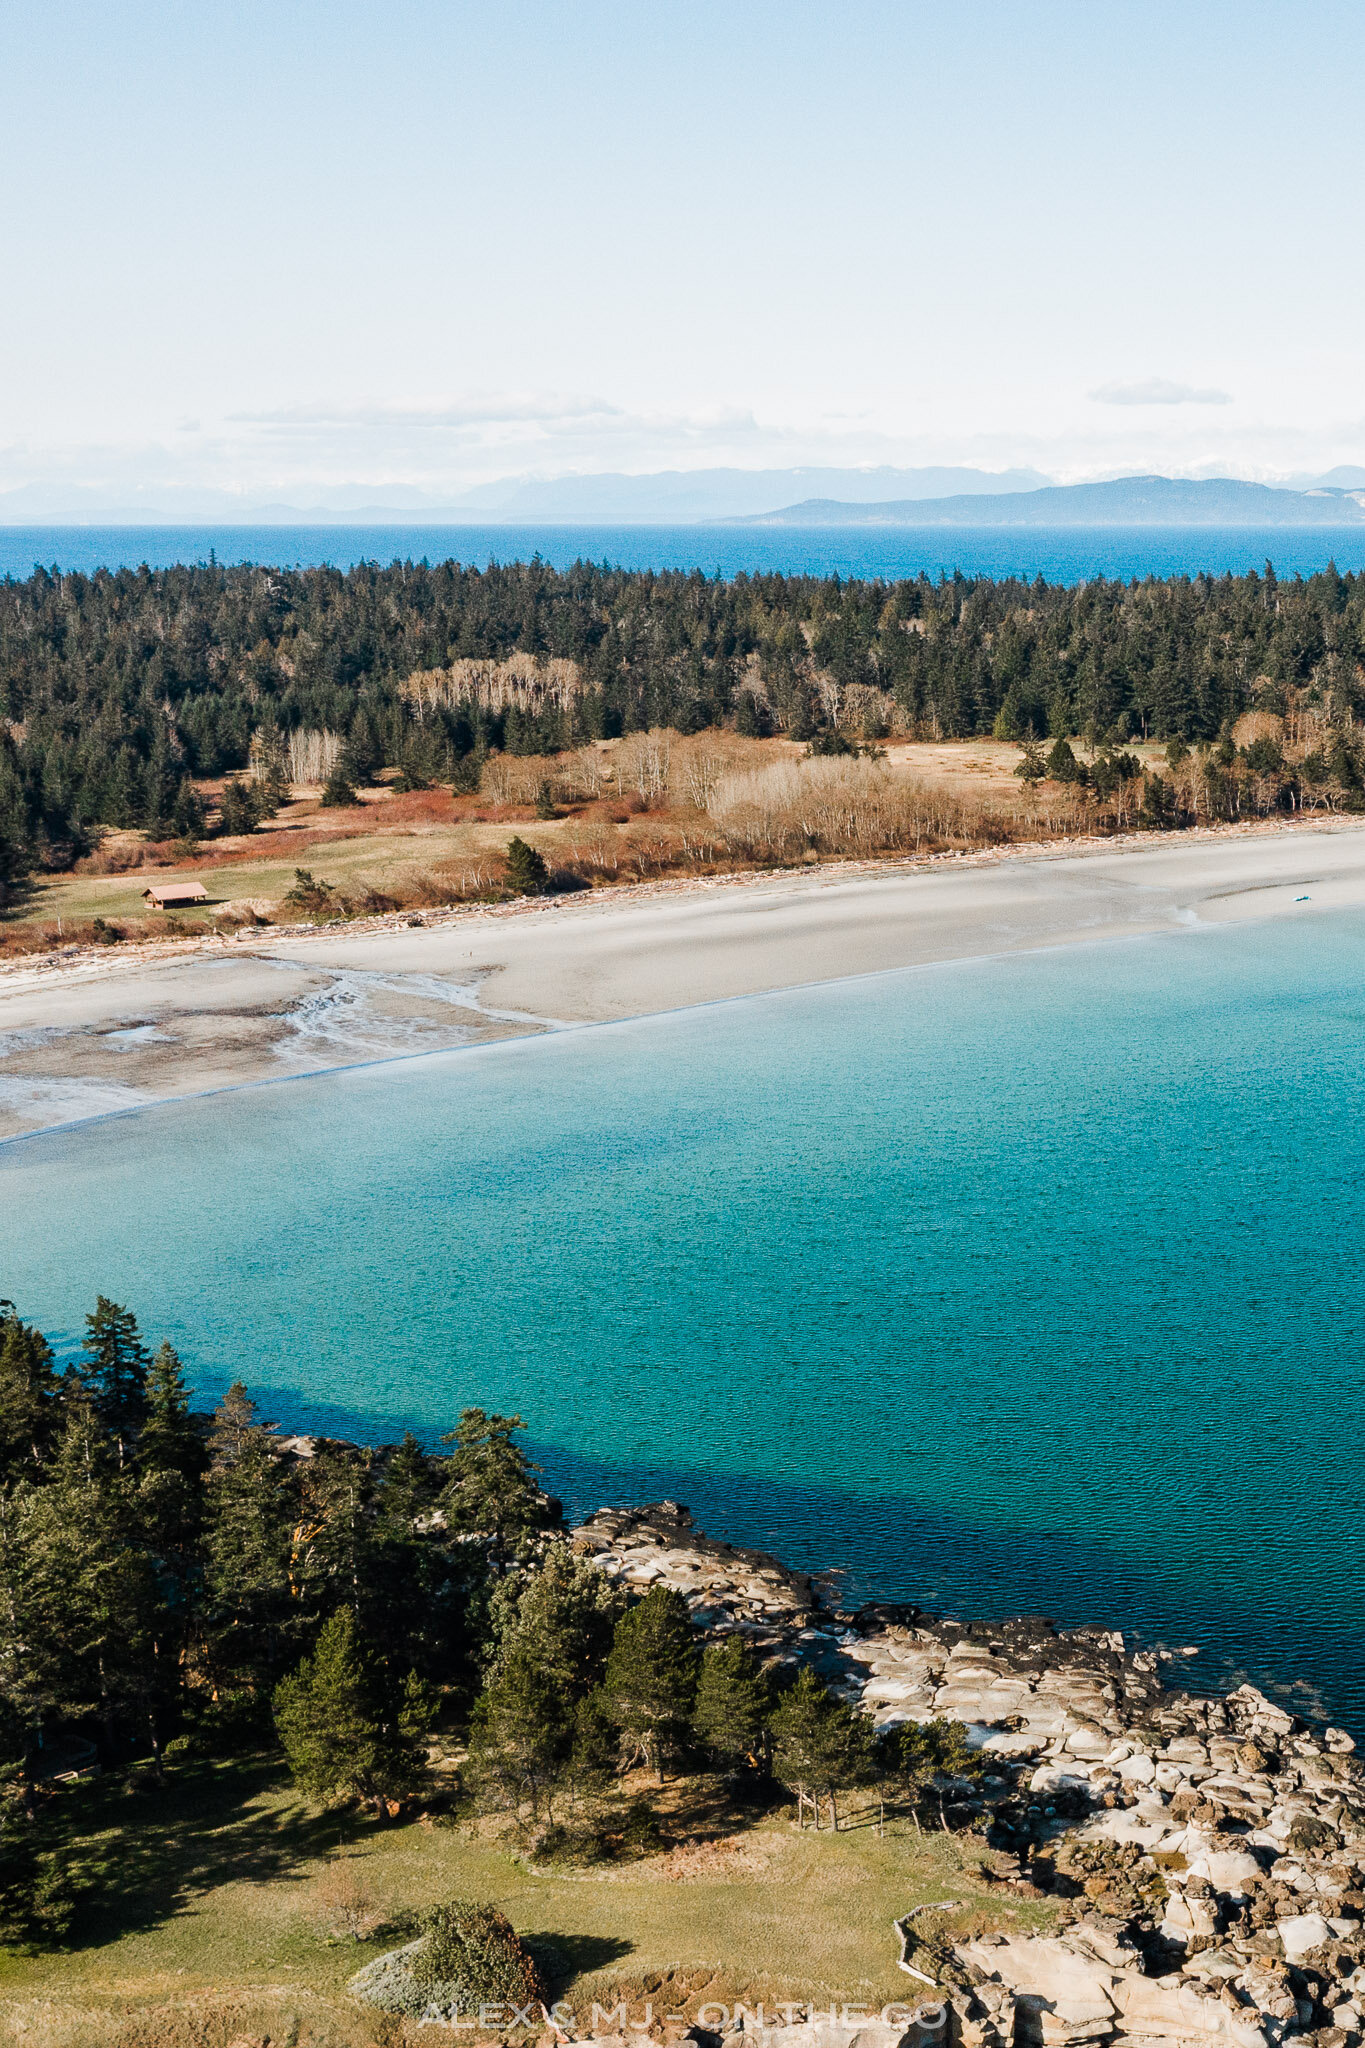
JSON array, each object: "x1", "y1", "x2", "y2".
[
  {"x1": 1139, "y1": 771, "x2": 1178, "y2": 828},
  {"x1": 693, "y1": 1632, "x2": 774, "y2": 1771},
  {"x1": 12, "y1": 1397, "x2": 162, "y2": 1762},
  {"x1": 0, "y1": 1304, "x2": 59, "y2": 1482},
  {"x1": 880, "y1": 1719, "x2": 934, "y2": 1832},
  {"x1": 370, "y1": 1433, "x2": 485, "y2": 1689},
  {"x1": 991, "y1": 689, "x2": 1026, "y2": 741},
  {"x1": 468, "y1": 1646, "x2": 575, "y2": 1826},
  {"x1": 487, "y1": 1545, "x2": 623, "y2": 1699},
  {"x1": 319, "y1": 761, "x2": 359, "y2": 807},
  {"x1": 0, "y1": 1491, "x2": 62, "y2": 1798},
  {"x1": 290, "y1": 1441, "x2": 377, "y2": 1620},
  {"x1": 217, "y1": 777, "x2": 261, "y2": 835},
  {"x1": 273, "y1": 1607, "x2": 428, "y2": 1808},
  {"x1": 283, "y1": 867, "x2": 338, "y2": 918},
  {"x1": 438, "y1": 1409, "x2": 557, "y2": 1566},
  {"x1": 0, "y1": 1787, "x2": 77, "y2": 1949},
  {"x1": 263, "y1": 757, "x2": 293, "y2": 811},
  {"x1": 770, "y1": 1668, "x2": 874, "y2": 1829},
  {"x1": 343, "y1": 709, "x2": 385, "y2": 786},
  {"x1": 170, "y1": 777, "x2": 206, "y2": 844},
  {"x1": 603, "y1": 1585, "x2": 700, "y2": 1782},
  {"x1": 503, "y1": 836, "x2": 548, "y2": 895},
  {"x1": 375, "y1": 1431, "x2": 439, "y2": 1532},
  {"x1": 134, "y1": 1342, "x2": 207, "y2": 1651},
  {"x1": 137, "y1": 1341, "x2": 207, "y2": 1488},
  {"x1": 1044, "y1": 737, "x2": 1084, "y2": 784},
  {"x1": 888, "y1": 1717, "x2": 983, "y2": 1829},
  {"x1": 140, "y1": 733, "x2": 182, "y2": 837},
  {"x1": 202, "y1": 1383, "x2": 293, "y2": 1691},
  {"x1": 79, "y1": 1297, "x2": 150, "y2": 1454}
]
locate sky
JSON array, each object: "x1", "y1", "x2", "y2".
[{"x1": 2, "y1": 0, "x2": 1364, "y2": 507}]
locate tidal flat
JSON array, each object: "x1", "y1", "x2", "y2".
[{"x1": 2, "y1": 817, "x2": 1363, "y2": 1139}]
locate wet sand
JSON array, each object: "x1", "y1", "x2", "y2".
[{"x1": 3, "y1": 819, "x2": 1363, "y2": 1139}]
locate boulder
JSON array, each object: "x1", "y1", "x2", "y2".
[
  {"x1": 1081, "y1": 1808, "x2": 1175, "y2": 1851},
  {"x1": 960, "y1": 1936, "x2": 1117, "y2": 2034},
  {"x1": 1182, "y1": 1846, "x2": 1265, "y2": 1897},
  {"x1": 1227, "y1": 1687, "x2": 1295, "y2": 1740},
  {"x1": 1032, "y1": 1767, "x2": 1096, "y2": 1798},
  {"x1": 1117, "y1": 1754, "x2": 1157, "y2": 1786},
  {"x1": 1161, "y1": 1893, "x2": 1219, "y2": 1945},
  {"x1": 1276, "y1": 1912, "x2": 1333, "y2": 1960},
  {"x1": 1067, "y1": 1726, "x2": 1118, "y2": 1760},
  {"x1": 1111, "y1": 1972, "x2": 1268, "y2": 2046},
  {"x1": 982, "y1": 1730, "x2": 1048, "y2": 1758}
]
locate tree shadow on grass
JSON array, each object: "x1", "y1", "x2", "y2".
[
  {"x1": 60, "y1": 1752, "x2": 384, "y2": 1949},
  {"x1": 525, "y1": 1932, "x2": 636, "y2": 1993}
]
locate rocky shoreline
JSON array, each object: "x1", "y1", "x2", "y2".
[{"x1": 571, "y1": 1503, "x2": 1365, "y2": 2048}]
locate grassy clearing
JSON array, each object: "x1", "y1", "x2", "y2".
[
  {"x1": 12, "y1": 821, "x2": 580, "y2": 931},
  {"x1": 0, "y1": 1758, "x2": 1056, "y2": 2046}
]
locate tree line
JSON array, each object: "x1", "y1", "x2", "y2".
[
  {"x1": 4, "y1": 554, "x2": 1365, "y2": 895},
  {"x1": 0, "y1": 1292, "x2": 983, "y2": 1948}
]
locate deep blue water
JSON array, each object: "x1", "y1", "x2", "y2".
[
  {"x1": 4, "y1": 913, "x2": 1364, "y2": 1730},
  {"x1": 4, "y1": 523, "x2": 1365, "y2": 584}
]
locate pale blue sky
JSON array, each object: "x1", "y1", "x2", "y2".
[{"x1": 3, "y1": 0, "x2": 1363, "y2": 501}]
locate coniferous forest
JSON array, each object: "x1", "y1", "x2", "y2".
[
  {"x1": 5, "y1": 555, "x2": 1365, "y2": 896},
  {"x1": 0, "y1": 1294, "x2": 978, "y2": 1955}
]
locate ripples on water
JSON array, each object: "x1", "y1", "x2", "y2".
[{"x1": 4, "y1": 914, "x2": 1365, "y2": 1729}]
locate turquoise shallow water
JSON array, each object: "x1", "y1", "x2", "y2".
[{"x1": 4, "y1": 914, "x2": 1364, "y2": 1727}]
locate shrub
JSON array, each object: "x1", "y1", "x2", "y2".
[
  {"x1": 415, "y1": 1898, "x2": 543, "y2": 2006},
  {"x1": 618, "y1": 1798, "x2": 666, "y2": 1858},
  {"x1": 312, "y1": 1857, "x2": 386, "y2": 1942},
  {"x1": 532, "y1": 1821, "x2": 609, "y2": 1865},
  {"x1": 282, "y1": 868, "x2": 339, "y2": 919}
]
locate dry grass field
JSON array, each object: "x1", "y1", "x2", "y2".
[
  {"x1": 3, "y1": 736, "x2": 1164, "y2": 958},
  {"x1": 0, "y1": 1757, "x2": 1056, "y2": 2048}
]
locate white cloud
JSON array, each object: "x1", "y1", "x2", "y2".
[
  {"x1": 229, "y1": 394, "x2": 627, "y2": 430},
  {"x1": 1089, "y1": 378, "x2": 1233, "y2": 407}
]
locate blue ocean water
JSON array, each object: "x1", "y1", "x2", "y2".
[
  {"x1": 4, "y1": 523, "x2": 1365, "y2": 585},
  {"x1": 4, "y1": 913, "x2": 1364, "y2": 1728}
]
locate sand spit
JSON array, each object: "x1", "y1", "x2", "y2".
[{"x1": 3, "y1": 818, "x2": 1365, "y2": 1140}]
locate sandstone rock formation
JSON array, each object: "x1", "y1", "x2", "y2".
[{"x1": 573, "y1": 1505, "x2": 1365, "y2": 2048}]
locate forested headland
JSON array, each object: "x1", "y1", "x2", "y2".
[
  {"x1": 0, "y1": 1293, "x2": 981, "y2": 1960},
  {"x1": 5, "y1": 555, "x2": 1365, "y2": 906}
]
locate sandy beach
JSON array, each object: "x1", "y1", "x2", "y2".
[{"x1": 3, "y1": 818, "x2": 1364, "y2": 1140}]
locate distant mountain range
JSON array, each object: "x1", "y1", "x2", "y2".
[
  {"x1": 3, "y1": 467, "x2": 1365, "y2": 528},
  {"x1": 0, "y1": 465, "x2": 1050, "y2": 526},
  {"x1": 736, "y1": 475, "x2": 1365, "y2": 528},
  {"x1": 436, "y1": 464, "x2": 1052, "y2": 521}
]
